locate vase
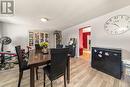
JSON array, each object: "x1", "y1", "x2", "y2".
[{"x1": 42, "y1": 47, "x2": 48, "y2": 54}]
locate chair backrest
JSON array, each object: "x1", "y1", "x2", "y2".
[
  {"x1": 50, "y1": 48, "x2": 69, "y2": 80},
  {"x1": 15, "y1": 46, "x2": 23, "y2": 70},
  {"x1": 65, "y1": 45, "x2": 72, "y2": 55},
  {"x1": 56, "y1": 44, "x2": 63, "y2": 48}
]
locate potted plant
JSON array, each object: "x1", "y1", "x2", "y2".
[{"x1": 39, "y1": 42, "x2": 49, "y2": 53}]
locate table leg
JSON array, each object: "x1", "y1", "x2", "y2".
[
  {"x1": 67, "y1": 57, "x2": 70, "y2": 84},
  {"x1": 30, "y1": 67, "x2": 35, "y2": 87},
  {"x1": 1, "y1": 54, "x2": 5, "y2": 64}
]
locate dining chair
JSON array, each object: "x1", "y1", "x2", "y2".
[
  {"x1": 43, "y1": 48, "x2": 69, "y2": 87},
  {"x1": 15, "y1": 46, "x2": 38, "y2": 87},
  {"x1": 26, "y1": 46, "x2": 32, "y2": 57},
  {"x1": 56, "y1": 44, "x2": 63, "y2": 48}
]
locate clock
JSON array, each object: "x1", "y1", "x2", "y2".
[{"x1": 104, "y1": 15, "x2": 130, "y2": 35}]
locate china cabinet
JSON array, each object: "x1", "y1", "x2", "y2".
[{"x1": 29, "y1": 32, "x2": 49, "y2": 46}]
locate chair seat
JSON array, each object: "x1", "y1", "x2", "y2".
[
  {"x1": 43, "y1": 65, "x2": 65, "y2": 81},
  {"x1": 21, "y1": 60, "x2": 29, "y2": 70}
]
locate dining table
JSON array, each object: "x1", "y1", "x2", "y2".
[{"x1": 28, "y1": 50, "x2": 70, "y2": 87}]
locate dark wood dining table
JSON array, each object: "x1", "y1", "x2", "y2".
[{"x1": 28, "y1": 50, "x2": 70, "y2": 87}]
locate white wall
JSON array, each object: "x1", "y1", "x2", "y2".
[
  {"x1": 2, "y1": 23, "x2": 30, "y2": 52},
  {"x1": 1, "y1": 23, "x2": 55, "y2": 52},
  {"x1": 0, "y1": 22, "x2": 2, "y2": 37},
  {"x1": 62, "y1": 27, "x2": 79, "y2": 57},
  {"x1": 62, "y1": 5, "x2": 130, "y2": 60},
  {"x1": 0, "y1": 22, "x2": 3, "y2": 49},
  {"x1": 48, "y1": 31, "x2": 56, "y2": 48}
]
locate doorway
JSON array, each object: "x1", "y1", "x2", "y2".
[{"x1": 79, "y1": 26, "x2": 91, "y2": 61}]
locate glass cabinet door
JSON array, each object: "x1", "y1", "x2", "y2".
[
  {"x1": 45, "y1": 33, "x2": 49, "y2": 42},
  {"x1": 35, "y1": 32, "x2": 40, "y2": 44},
  {"x1": 29, "y1": 32, "x2": 34, "y2": 46},
  {"x1": 40, "y1": 33, "x2": 44, "y2": 42}
]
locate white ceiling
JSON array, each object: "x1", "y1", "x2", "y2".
[{"x1": 0, "y1": 0, "x2": 130, "y2": 31}]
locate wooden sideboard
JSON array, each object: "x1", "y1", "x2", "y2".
[{"x1": 91, "y1": 47, "x2": 122, "y2": 79}]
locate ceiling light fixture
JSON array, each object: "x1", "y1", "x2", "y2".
[{"x1": 41, "y1": 18, "x2": 48, "y2": 22}]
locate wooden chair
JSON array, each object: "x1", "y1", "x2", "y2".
[
  {"x1": 43, "y1": 48, "x2": 69, "y2": 87},
  {"x1": 15, "y1": 46, "x2": 38, "y2": 87},
  {"x1": 26, "y1": 46, "x2": 32, "y2": 57}
]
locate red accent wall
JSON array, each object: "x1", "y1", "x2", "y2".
[
  {"x1": 79, "y1": 28, "x2": 83, "y2": 55},
  {"x1": 83, "y1": 32, "x2": 91, "y2": 49},
  {"x1": 79, "y1": 27, "x2": 91, "y2": 56}
]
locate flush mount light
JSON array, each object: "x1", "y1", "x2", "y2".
[{"x1": 40, "y1": 18, "x2": 48, "y2": 22}]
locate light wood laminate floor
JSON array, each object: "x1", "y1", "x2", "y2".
[{"x1": 0, "y1": 58, "x2": 130, "y2": 87}]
